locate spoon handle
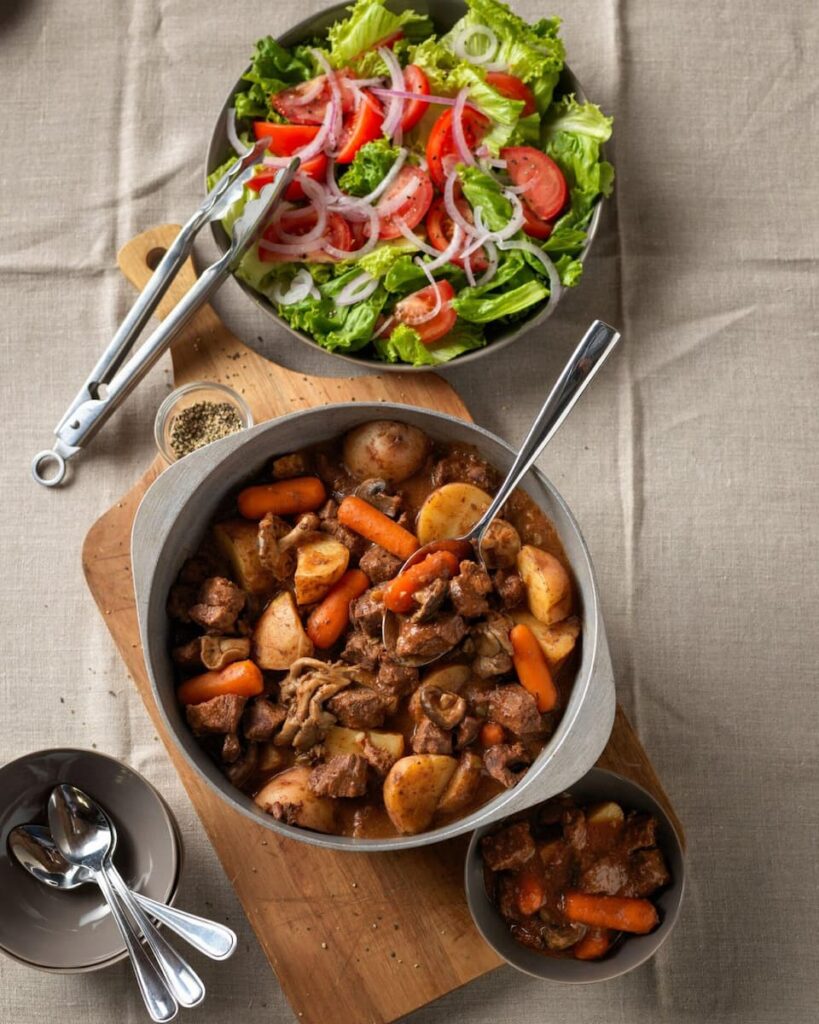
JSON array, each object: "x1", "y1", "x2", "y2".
[
  {"x1": 471, "y1": 320, "x2": 620, "y2": 542},
  {"x1": 104, "y1": 861, "x2": 206, "y2": 1009},
  {"x1": 132, "y1": 890, "x2": 237, "y2": 961},
  {"x1": 95, "y1": 868, "x2": 178, "y2": 1023}
]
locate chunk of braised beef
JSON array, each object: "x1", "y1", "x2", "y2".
[
  {"x1": 359, "y1": 543, "x2": 402, "y2": 584},
  {"x1": 271, "y1": 452, "x2": 311, "y2": 479},
  {"x1": 621, "y1": 848, "x2": 670, "y2": 898},
  {"x1": 411, "y1": 577, "x2": 448, "y2": 622},
  {"x1": 562, "y1": 807, "x2": 588, "y2": 852},
  {"x1": 327, "y1": 687, "x2": 387, "y2": 729},
  {"x1": 411, "y1": 716, "x2": 453, "y2": 755},
  {"x1": 225, "y1": 742, "x2": 258, "y2": 788},
  {"x1": 339, "y1": 631, "x2": 383, "y2": 671},
  {"x1": 243, "y1": 698, "x2": 287, "y2": 742},
  {"x1": 189, "y1": 576, "x2": 246, "y2": 633},
  {"x1": 483, "y1": 742, "x2": 531, "y2": 788},
  {"x1": 308, "y1": 754, "x2": 368, "y2": 798},
  {"x1": 221, "y1": 733, "x2": 242, "y2": 764},
  {"x1": 361, "y1": 737, "x2": 398, "y2": 777},
  {"x1": 578, "y1": 855, "x2": 630, "y2": 896},
  {"x1": 471, "y1": 612, "x2": 514, "y2": 678},
  {"x1": 497, "y1": 873, "x2": 518, "y2": 920},
  {"x1": 376, "y1": 658, "x2": 419, "y2": 699},
  {"x1": 449, "y1": 560, "x2": 492, "y2": 618},
  {"x1": 185, "y1": 694, "x2": 247, "y2": 736},
  {"x1": 431, "y1": 449, "x2": 499, "y2": 492},
  {"x1": 350, "y1": 588, "x2": 385, "y2": 637},
  {"x1": 320, "y1": 516, "x2": 369, "y2": 559},
  {"x1": 463, "y1": 683, "x2": 492, "y2": 717},
  {"x1": 493, "y1": 569, "x2": 526, "y2": 609},
  {"x1": 395, "y1": 613, "x2": 466, "y2": 661},
  {"x1": 623, "y1": 812, "x2": 659, "y2": 852},
  {"x1": 487, "y1": 685, "x2": 542, "y2": 736},
  {"x1": 481, "y1": 821, "x2": 536, "y2": 871},
  {"x1": 455, "y1": 715, "x2": 481, "y2": 750}
]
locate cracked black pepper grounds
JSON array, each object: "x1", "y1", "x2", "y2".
[{"x1": 169, "y1": 400, "x2": 243, "y2": 458}]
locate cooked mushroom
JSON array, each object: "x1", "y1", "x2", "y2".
[
  {"x1": 353, "y1": 478, "x2": 402, "y2": 518},
  {"x1": 472, "y1": 612, "x2": 514, "y2": 678},
  {"x1": 172, "y1": 635, "x2": 251, "y2": 671},
  {"x1": 420, "y1": 686, "x2": 467, "y2": 730},
  {"x1": 479, "y1": 519, "x2": 521, "y2": 569},
  {"x1": 483, "y1": 742, "x2": 531, "y2": 788},
  {"x1": 258, "y1": 513, "x2": 324, "y2": 580}
]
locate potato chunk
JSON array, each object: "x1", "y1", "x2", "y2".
[
  {"x1": 294, "y1": 538, "x2": 349, "y2": 605},
  {"x1": 343, "y1": 420, "x2": 429, "y2": 484},
  {"x1": 416, "y1": 483, "x2": 492, "y2": 546},
  {"x1": 324, "y1": 725, "x2": 405, "y2": 761},
  {"x1": 255, "y1": 767, "x2": 336, "y2": 833},
  {"x1": 420, "y1": 662, "x2": 472, "y2": 693},
  {"x1": 587, "y1": 801, "x2": 625, "y2": 825},
  {"x1": 516, "y1": 545, "x2": 572, "y2": 624},
  {"x1": 213, "y1": 519, "x2": 274, "y2": 596},
  {"x1": 509, "y1": 610, "x2": 580, "y2": 669},
  {"x1": 252, "y1": 592, "x2": 313, "y2": 670},
  {"x1": 383, "y1": 754, "x2": 457, "y2": 834}
]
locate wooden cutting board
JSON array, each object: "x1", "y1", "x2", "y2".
[{"x1": 83, "y1": 225, "x2": 683, "y2": 1024}]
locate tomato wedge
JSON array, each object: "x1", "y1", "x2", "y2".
[
  {"x1": 501, "y1": 146, "x2": 568, "y2": 222},
  {"x1": 520, "y1": 203, "x2": 553, "y2": 240},
  {"x1": 335, "y1": 92, "x2": 384, "y2": 164},
  {"x1": 400, "y1": 65, "x2": 430, "y2": 132},
  {"x1": 394, "y1": 280, "x2": 457, "y2": 344},
  {"x1": 425, "y1": 196, "x2": 488, "y2": 271},
  {"x1": 272, "y1": 70, "x2": 356, "y2": 125},
  {"x1": 259, "y1": 209, "x2": 353, "y2": 263},
  {"x1": 376, "y1": 165, "x2": 433, "y2": 240},
  {"x1": 251, "y1": 122, "x2": 319, "y2": 153},
  {"x1": 485, "y1": 73, "x2": 537, "y2": 117},
  {"x1": 247, "y1": 154, "x2": 329, "y2": 202},
  {"x1": 426, "y1": 108, "x2": 489, "y2": 190}
]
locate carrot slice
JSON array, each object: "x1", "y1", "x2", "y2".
[
  {"x1": 573, "y1": 928, "x2": 614, "y2": 960},
  {"x1": 177, "y1": 659, "x2": 264, "y2": 705},
  {"x1": 479, "y1": 722, "x2": 505, "y2": 747},
  {"x1": 383, "y1": 550, "x2": 460, "y2": 613},
  {"x1": 306, "y1": 569, "x2": 371, "y2": 649},
  {"x1": 514, "y1": 865, "x2": 546, "y2": 915},
  {"x1": 564, "y1": 891, "x2": 659, "y2": 934},
  {"x1": 237, "y1": 477, "x2": 326, "y2": 519},
  {"x1": 510, "y1": 623, "x2": 558, "y2": 712},
  {"x1": 337, "y1": 496, "x2": 419, "y2": 561}
]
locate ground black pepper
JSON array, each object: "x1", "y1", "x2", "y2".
[{"x1": 169, "y1": 400, "x2": 243, "y2": 458}]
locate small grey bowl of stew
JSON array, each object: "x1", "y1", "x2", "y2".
[{"x1": 464, "y1": 767, "x2": 685, "y2": 982}]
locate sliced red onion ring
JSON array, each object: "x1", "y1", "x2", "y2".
[
  {"x1": 377, "y1": 172, "x2": 421, "y2": 217},
  {"x1": 262, "y1": 96, "x2": 337, "y2": 166},
  {"x1": 271, "y1": 267, "x2": 316, "y2": 305},
  {"x1": 452, "y1": 88, "x2": 476, "y2": 166},
  {"x1": 370, "y1": 87, "x2": 482, "y2": 113},
  {"x1": 274, "y1": 177, "x2": 328, "y2": 245},
  {"x1": 335, "y1": 270, "x2": 379, "y2": 307},
  {"x1": 375, "y1": 314, "x2": 396, "y2": 339},
  {"x1": 497, "y1": 239, "x2": 563, "y2": 302},
  {"x1": 463, "y1": 252, "x2": 477, "y2": 287},
  {"x1": 393, "y1": 217, "x2": 441, "y2": 257},
  {"x1": 325, "y1": 158, "x2": 345, "y2": 199},
  {"x1": 311, "y1": 49, "x2": 343, "y2": 150},
  {"x1": 347, "y1": 76, "x2": 385, "y2": 90},
  {"x1": 476, "y1": 239, "x2": 499, "y2": 287},
  {"x1": 324, "y1": 201, "x2": 380, "y2": 257},
  {"x1": 487, "y1": 157, "x2": 507, "y2": 169},
  {"x1": 226, "y1": 108, "x2": 246, "y2": 156},
  {"x1": 444, "y1": 170, "x2": 479, "y2": 237},
  {"x1": 289, "y1": 76, "x2": 325, "y2": 107},
  {"x1": 356, "y1": 147, "x2": 407, "y2": 204},
  {"x1": 379, "y1": 46, "x2": 405, "y2": 140},
  {"x1": 258, "y1": 237, "x2": 328, "y2": 257},
  {"x1": 470, "y1": 192, "x2": 524, "y2": 243},
  {"x1": 424, "y1": 223, "x2": 465, "y2": 271},
  {"x1": 400, "y1": 259, "x2": 444, "y2": 324},
  {"x1": 452, "y1": 24, "x2": 500, "y2": 66}
]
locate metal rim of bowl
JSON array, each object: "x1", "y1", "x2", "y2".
[
  {"x1": 463, "y1": 767, "x2": 686, "y2": 983},
  {"x1": 0, "y1": 747, "x2": 183, "y2": 974},
  {"x1": 204, "y1": 0, "x2": 605, "y2": 372},
  {"x1": 134, "y1": 402, "x2": 613, "y2": 852},
  {"x1": 154, "y1": 379, "x2": 254, "y2": 464}
]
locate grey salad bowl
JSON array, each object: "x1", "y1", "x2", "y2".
[
  {"x1": 205, "y1": 0, "x2": 604, "y2": 372},
  {"x1": 132, "y1": 404, "x2": 615, "y2": 852},
  {"x1": 465, "y1": 767, "x2": 686, "y2": 982}
]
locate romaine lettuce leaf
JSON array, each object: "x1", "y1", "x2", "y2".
[
  {"x1": 276, "y1": 268, "x2": 389, "y2": 352},
  {"x1": 338, "y1": 139, "x2": 401, "y2": 196},
  {"x1": 326, "y1": 0, "x2": 432, "y2": 70},
  {"x1": 235, "y1": 37, "x2": 317, "y2": 121},
  {"x1": 458, "y1": 164, "x2": 513, "y2": 232},
  {"x1": 383, "y1": 256, "x2": 466, "y2": 296},
  {"x1": 352, "y1": 240, "x2": 417, "y2": 279},
  {"x1": 374, "y1": 321, "x2": 486, "y2": 365},
  {"x1": 453, "y1": 277, "x2": 549, "y2": 322}
]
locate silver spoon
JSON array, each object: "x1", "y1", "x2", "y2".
[
  {"x1": 383, "y1": 320, "x2": 620, "y2": 667},
  {"x1": 8, "y1": 824, "x2": 236, "y2": 960},
  {"x1": 48, "y1": 785, "x2": 205, "y2": 1015}
]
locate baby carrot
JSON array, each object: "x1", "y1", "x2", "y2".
[
  {"x1": 480, "y1": 722, "x2": 505, "y2": 747},
  {"x1": 177, "y1": 659, "x2": 264, "y2": 705},
  {"x1": 306, "y1": 569, "x2": 371, "y2": 649},
  {"x1": 564, "y1": 891, "x2": 659, "y2": 935},
  {"x1": 337, "y1": 496, "x2": 419, "y2": 561},
  {"x1": 237, "y1": 477, "x2": 326, "y2": 519},
  {"x1": 383, "y1": 550, "x2": 460, "y2": 613},
  {"x1": 514, "y1": 866, "x2": 546, "y2": 915},
  {"x1": 573, "y1": 928, "x2": 614, "y2": 961},
  {"x1": 510, "y1": 623, "x2": 558, "y2": 712}
]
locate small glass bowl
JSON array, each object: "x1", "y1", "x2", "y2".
[{"x1": 154, "y1": 381, "x2": 253, "y2": 463}]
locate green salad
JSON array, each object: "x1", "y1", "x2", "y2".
[{"x1": 211, "y1": 0, "x2": 614, "y2": 366}]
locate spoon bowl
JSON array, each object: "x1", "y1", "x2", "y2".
[
  {"x1": 48, "y1": 784, "x2": 114, "y2": 873},
  {"x1": 8, "y1": 824, "x2": 88, "y2": 890}
]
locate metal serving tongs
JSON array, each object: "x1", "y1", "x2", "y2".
[{"x1": 31, "y1": 142, "x2": 298, "y2": 487}]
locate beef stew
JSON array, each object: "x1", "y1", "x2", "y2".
[{"x1": 166, "y1": 419, "x2": 582, "y2": 838}]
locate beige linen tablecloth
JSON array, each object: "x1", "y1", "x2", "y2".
[{"x1": 1, "y1": 0, "x2": 817, "y2": 1021}]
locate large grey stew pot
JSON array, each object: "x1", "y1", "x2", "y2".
[
  {"x1": 133, "y1": 404, "x2": 615, "y2": 852},
  {"x1": 206, "y1": 0, "x2": 603, "y2": 372}
]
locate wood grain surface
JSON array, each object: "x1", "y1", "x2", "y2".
[{"x1": 83, "y1": 225, "x2": 684, "y2": 1024}]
